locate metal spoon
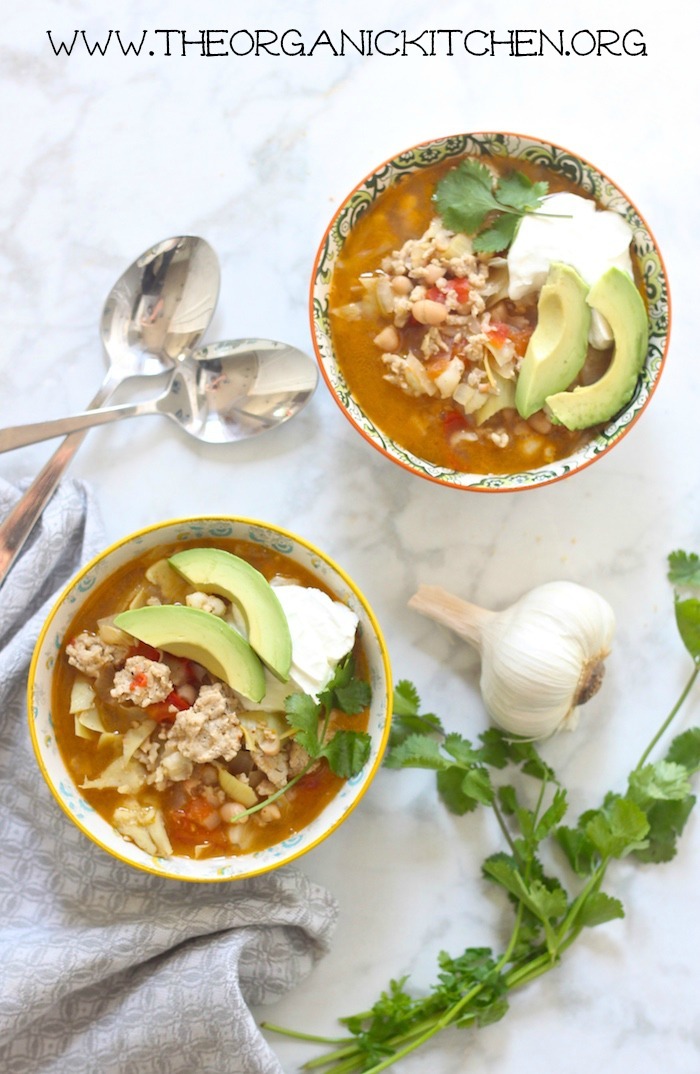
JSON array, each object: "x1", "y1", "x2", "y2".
[
  {"x1": 0, "y1": 236, "x2": 220, "y2": 587},
  {"x1": 0, "y1": 339, "x2": 318, "y2": 450}
]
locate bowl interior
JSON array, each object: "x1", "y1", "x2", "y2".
[
  {"x1": 28, "y1": 517, "x2": 392, "y2": 881},
  {"x1": 312, "y1": 131, "x2": 669, "y2": 492}
]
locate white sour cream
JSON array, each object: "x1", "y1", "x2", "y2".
[
  {"x1": 240, "y1": 584, "x2": 359, "y2": 711},
  {"x1": 507, "y1": 192, "x2": 635, "y2": 349}
]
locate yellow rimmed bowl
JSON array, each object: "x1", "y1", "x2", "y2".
[
  {"x1": 28, "y1": 516, "x2": 392, "y2": 882},
  {"x1": 310, "y1": 131, "x2": 670, "y2": 492}
]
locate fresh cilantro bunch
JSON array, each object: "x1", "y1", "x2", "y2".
[
  {"x1": 433, "y1": 158, "x2": 550, "y2": 254},
  {"x1": 264, "y1": 552, "x2": 700, "y2": 1072}
]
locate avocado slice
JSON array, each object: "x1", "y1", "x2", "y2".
[
  {"x1": 113, "y1": 604, "x2": 266, "y2": 703},
  {"x1": 515, "y1": 263, "x2": 591, "y2": 419},
  {"x1": 545, "y1": 267, "x2": 648, "y2": 431},
  {"x1": 168, "y1": 547, "x2": 292, "y2": 681}
]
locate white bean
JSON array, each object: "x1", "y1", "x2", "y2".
[
  {"x1": 412, "y1": 299, "x2": 448, "y2": 326},
  {"x1": 390, "y1": 275, "x2": 412, "y2": 294},
  {"x1": 259, "y1": 804, "x2": 282, "y2": 824},
  {"x1": 221, "y1": 801, "x2": 249, "y2": 824}
]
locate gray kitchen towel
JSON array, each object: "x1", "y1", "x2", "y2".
[{"x1": 0, "y1": 478, "x2": 338, "y2": 1074}]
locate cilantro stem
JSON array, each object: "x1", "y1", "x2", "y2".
[
  {"x1": 635, "y1": 664, "x2": 700, "y2": 771},
  {"x1": 490, "y1": 795, "x2": 520, "y2": 862},
  {"x1": 227, "y1": 758, "x2": 315, "y2": 822},
  {"x1": 259, "y1": 1024, "x2": 348, "y2": 1047}
]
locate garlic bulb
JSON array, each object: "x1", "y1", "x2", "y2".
[{"x1": 408, "y1": 580, "x2": 615, "y2": 740}]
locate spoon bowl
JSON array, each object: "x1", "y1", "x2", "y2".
[
  {"x1": 0, "y1": 235, "x2": 220, "y2": 586},
  {"x1": 101, "y1": 235, "x2": 221, "y2": 380},
  {"x1": 0, "y1": 339, "x2": 318, "y2": 451}
]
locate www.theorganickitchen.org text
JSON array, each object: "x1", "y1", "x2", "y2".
[{"x1": 45, "y1": 27, "x2": 648, "y2": 59}]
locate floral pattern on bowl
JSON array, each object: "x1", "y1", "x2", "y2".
[
  {"x1": 311, "y1": 131, "x2": 670, "y2": 492},
  {"x1": 28, "y1": 516, "x2": 392, "y2": 882}
]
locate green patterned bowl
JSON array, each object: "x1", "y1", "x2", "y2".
[
  {"x1": 310, "y1": 132, "x2": 670, "y2": 492},
  {"x1": 28, "y1": 516, "x2": 392, "y2": 882}
]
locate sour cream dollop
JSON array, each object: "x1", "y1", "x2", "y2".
[
  {"x1": 240, "y1": 583, "x2": 359, "y2": 711},
  {"x1": 507, "y1": 192, "x2": 635, "y2": 349}
]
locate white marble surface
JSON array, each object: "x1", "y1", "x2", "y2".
[{"x1": 2, "y1": 0, "x2": 699, "y2": 1071}]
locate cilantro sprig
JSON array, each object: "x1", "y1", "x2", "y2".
[
  {"x1": 227, "y1": 656, "x2": 371, "y2": 821},
  {"x1": 433, "y1": 158, "x2": 552, "y2": 254},
  {"x1": 264, "y1": 553, "x2": 700, "y2": 1072}
]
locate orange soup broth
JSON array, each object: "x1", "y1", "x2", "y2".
[
  {"x1": 53, "y1": 537, "x2": 370, "y2": 858},
  {"x1": 329, "y1": 155, "x2": 617, "y2": 475}
]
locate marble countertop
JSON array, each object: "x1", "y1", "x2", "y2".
[{"x1": 2, "y1": 1, "x2": 699, "y2": 1071}]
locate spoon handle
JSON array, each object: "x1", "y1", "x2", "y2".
[
  {"x1": 0, "y1": 398, "x2": 160, "y2": 454},
  {"x1": 0, "y1": 373, "x2": 123, "y2": 589}
]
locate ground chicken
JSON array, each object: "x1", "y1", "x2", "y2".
[
  {"x1": 288, "y1": 739, "x2": 316, "y2": 777},
  {"x1": 66, "y1": 632, "x2": 127, "y2": 679},
  {"x1": 136, "y1": 735, "x2": 194, "y2": 791},
  {"x1": 110, "y1": 655, "x2": 173, "y2": 707},
  {"x1": 166, "y1": 683, "x2": 243, "y2": 764},
  {"x1": 251, "y1": 747, "x2": 289, "y2": 789}
]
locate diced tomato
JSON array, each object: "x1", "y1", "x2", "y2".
[
  {"x1": 185, "y1": 795, "x2": 218, "y2": 827},
  {"x1": 425, "y1": 355, "x2": 451, "y2": 381},
  {"x1": 425, "y1": 286, "x2": 445, "y2": 303},
  {"x1": 127, "y1": 641, "x2": 161, "y2": 662},
  {"x1": 146, "y1": 690, "x2": 191, "y2": 724},
  {"x1": 167, "y1": 796, "x2": 229, "y2": 848},
  {"x1": 442, "y1": 408, "x2": 471, "y2": 437},
  {"x1": 447, "y1": 277, "x2": 471, "y2": 303},
  {"x1": 425, "y1": 278, "x2": 471, "y2": 306},
  {"x1": 486, "y1": 320, "x2": 534, "y2": 357},
  {"x1": 167, "y1": 690, "x2": 191, "y2": 711},
  {"x1": 485, "y1": 321, "x2": 511, "y2": 345}
]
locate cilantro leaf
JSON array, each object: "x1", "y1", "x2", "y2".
[
  {"x1": 555, "y1": 819, "x2": 599, "y2": 876},
  {"x1": 640, "y1": 797, "x2": 695, "y2": 863},
  {"x1": 472, "y1": 213, "x2": 521, "y2": 254},
  {"x1": 384, "y1": 732, "x2": 448, "y2": 770},
  {"x1": 285, "y1": 693, "x2": 321, "y2": 756},
  {"x1": 392, "y1": 679, "x2": 421, "y2": 716},
  {"x1": 585, "y1": 796, "x2": 650, "y2": 860},
  {"x1": 674, "y1": 597, "x2": 700, "y2": 663},
  {"x1": 668, "y1": 550, "x2": 700, "y2": 587},
  {"x1": 628, "y1": 761, "x2": 692, "y2": 807},
  {"x1": 323, "y1": 729, "x2": 371, "y2": 778},
  {"x1": 666, "y1": 727, "x2": 700, "y2": 772},
  {"x1": 335, "y1": 677, "x2": 372, "y2": 715},
  {"x1": 318, "y1": 654, "x2": 372, "y2": 715},
  {"x1": 633, "y1": 796, "x2": 696, "y2": 864},
  {"x1": 388, "y1": 680, "x2": 443, "y2": 749},
  {"x1": 436, "y1": 765, "x2": 482, "y2": 814},
  {"x1": 577, "y1": 891, "x2": 625, "y2": 928},
  {"x1": 442, "y1": 732, "x2": 481, "y2": 767},
  {"x1": 496, "y1": 171, "x2": 549, "y2": 212},
  {"x1": 434, "y1": 159, "x2": 502, "y2": 233}
]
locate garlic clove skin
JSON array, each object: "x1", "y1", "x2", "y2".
[{"x1": 478, "y1": 581, "x2": 615, "y2": 739}]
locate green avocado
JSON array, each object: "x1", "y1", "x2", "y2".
[
  {"x1": 168, "y1": 547, "x2": 292, "y2": 681},
  {"x1": 545, "y1": 267, "x2": 648, "y2": 431},
  {"x1": 113, "y1": 604, "x2": 266, "y2": 703},
  {"x1": 515, "y1": 263, "x2": 591, "y2": 419}
]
